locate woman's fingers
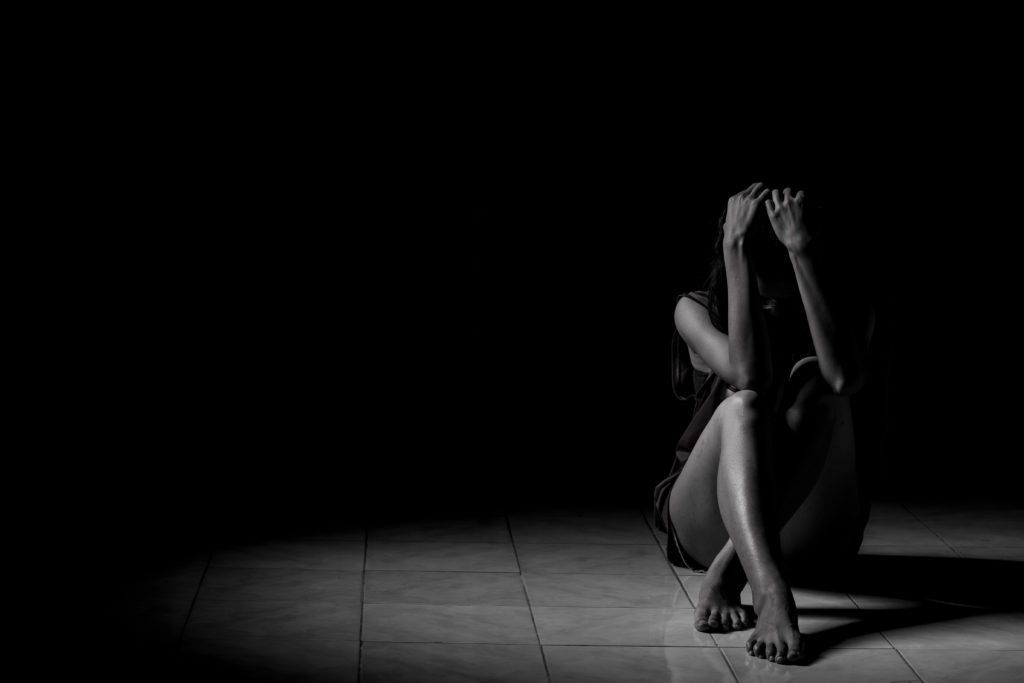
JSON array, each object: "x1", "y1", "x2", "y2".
[
  {"x1": 783, "y1": 187, "x2": 793, "y2": 201},
  {"x1": 794, "y1": 190, "x2": 805, "y2": 203},
  {"x1": 765, "y1": 198, "x2": 776, "y2": 214},
  {"x1": 754, "y1": 188, "x2": 770, "y2": 203},
  {"x1": 743, "y1": 181, "x2": 764, "y2": 197},
  {"x1": 772, "y1": 188, "x2": 783, "y2": 208}
]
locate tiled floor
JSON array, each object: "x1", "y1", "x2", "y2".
[{"x1": 117, "y1": 499, "x2": 1024, "y2": 682}]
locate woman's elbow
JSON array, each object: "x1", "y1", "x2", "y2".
[{"x1": 828, "y1": 371, "x2": 866, "y2": 396}]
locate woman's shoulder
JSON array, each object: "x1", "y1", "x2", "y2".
[{"x1": 676, "y1": 290, "x2": 711, "y2": 308}]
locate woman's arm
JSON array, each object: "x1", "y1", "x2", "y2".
[
  {"x1": 675, "y1": 183, "x2": 774, "y2": 392},
  {"x1": 767, "y1": 188, "x2": 873, "y2": 395}
]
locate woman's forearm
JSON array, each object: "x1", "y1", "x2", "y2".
[
  {"x1": 724, "y1": 239, "x2": 772, "y2": 391},
  {"x1": 788, "y1": 243, "x2": 865, "y2": 394}
]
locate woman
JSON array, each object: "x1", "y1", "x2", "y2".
[{"x1": 653, "y1": 182, "x2": 875, "y2": 665}]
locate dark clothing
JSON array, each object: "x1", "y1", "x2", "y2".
[{"x1": 652, "y1": 290, "x2": 817, "y2": 571}]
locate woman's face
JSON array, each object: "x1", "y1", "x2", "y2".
[{"x1": 756, "y1": 270, "x2": 799, "y2": 300}]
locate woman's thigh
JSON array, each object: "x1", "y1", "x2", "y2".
[{"x1": 668, "y1": 386, "x2": 864, "y2": 573}]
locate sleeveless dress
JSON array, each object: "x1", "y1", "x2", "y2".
[{"x1": 652, "y1": 290, "x2": 818, "y2": 572}]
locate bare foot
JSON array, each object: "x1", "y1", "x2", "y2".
[
  {"x1": 745, "y1": 587, "x2": 804, "y2": 664},
  {"x1": 694, "y1": 572, "x2": 756, "y2": 633}
]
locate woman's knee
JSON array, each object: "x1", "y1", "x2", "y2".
[
  {"x1": 784, "y1": 363, "x2": 849, "y2": 433},
  {"x1": 717, "y1": 389, "x2": 763, "y2": 426},
  {"x1": 785, "y1": 390, "x2": 848, "y2": 433}
]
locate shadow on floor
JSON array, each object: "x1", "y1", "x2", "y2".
[{"x1": 784, "y1": 553, "x2": 1023, "y2": 665}]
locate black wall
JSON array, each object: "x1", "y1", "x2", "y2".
[{"x1": 69, "y1": 102, "x2": 1021, "y2": 573}]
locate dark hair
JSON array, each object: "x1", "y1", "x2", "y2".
[{"x1": 703, "y1": 187, "x2": 834, "y2": 333}]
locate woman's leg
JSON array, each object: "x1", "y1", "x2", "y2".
[{"x1": 668, "y1": 361, "x2": 864, "y2": 663}]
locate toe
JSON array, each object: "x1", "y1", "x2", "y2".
[
  {"x1": 765, "y1": 643, "x2": 777, "y2": 662},
  {"x1": 753, "y1": 641, "x2": 766, "y2": 658}
]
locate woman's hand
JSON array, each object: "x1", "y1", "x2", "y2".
[
  {"x1": 724, "y1": 182, "x2": 770, "y2": 248},
  {"x1": 766, "y1": 188, "x2": 811, "y2": 252}
]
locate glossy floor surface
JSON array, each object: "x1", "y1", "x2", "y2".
[{"x1": 111, "y1": 498, "x2": 1024, "y2": 681}]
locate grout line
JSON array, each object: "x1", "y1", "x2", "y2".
[
  {"x1": 888, "y1": 640, "x2": 928, "y2": 683},
  {"x1": 638, "y1": 505, "x2": 692, "y2": 606},
  {"x1": 506, "y1": 515, "x2": 552, "y2": 683},
  {"x1": 357, "y1": 523, "x2": 368, "y2": 683},
  {"x1": 718, "y1": 645, "x2": 744, "y2": 683},
  {"x1": 175, "y1": 546, "x2": 214, "y2": 656},
  {"x1": 899, "y1": 501, "x2": 962, "y2": 557}
]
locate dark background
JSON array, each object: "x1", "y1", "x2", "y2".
[{"x1": 62, "y1": 88, "x2": 1021, "y2": 576}]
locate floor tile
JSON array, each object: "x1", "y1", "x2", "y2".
[
  {"x1": 368, "y1": 515, "x2": 511, "y2": 543},
  {"x1": 524, "y1": 572, "x2": 690, "y2": 608},
  {"x1": 722, "y1": 647, "x2": 921, "y2": 682},
  {"x1": 680, "y1": 575, "x2": 857, "y2": 609},
  {"x1": 211, "y1": 540, "x2": 364, "y2": 570},
  {"x1": 899, "y1": 648, "x2": 1024, "y2": 683},
  {"x1": 510, "y1": 511, "x2": 656, "y2": 544},
  {"x1": 672, "y1": 564, "x2": 709, "y2": 578},
  {"x1": 365, "y1": 541, "x2": 519, "y2": 572},
  {"x1": 545, "y1": 645, "x2": 735, "y2": 683},
  {"x1": 361, "y1": 642, "x2": 547, "y2": 683},
  {"x1": 532, "y1": 606, "x2": 715, "y2": 646},
  {"x1": 362, "y1": 603, "x2": 538, "y2": 644},
  {"x1": 197, "y1": 567, "x2": 363, "y2": 602},
  {"x1": 915, "y1": 510, "x2": 1024, "y2": 547},
  {"x1": 364, "y1": 571, "x2": 527, "y2": 606},
  {"x1": 846, "y1": 592, "x2": 933, "y2": 610},
  {"x1": 185, "y1": 599, "x2": 361, "y2": 640},
  {"x1": 881, "y1": 610, "x2": 1024, "y2": 649},
  {"x1": 178, "y1": 637, "x2": 359, "y2": 682},
  {"x1": 952, "y1": 546, "x2": 1024, "y2": 561},
  {"x1": 861, "y1": 518, "x2": 949, "y2": 546},
  {"x1": 712, "y1": 611, "x2": 892, "y2": 649},
  {"x1": 856, "y1": 544, "x2": 957, "y2": 557},
  {"x1": 515, "y1": 543, "x2": 673, "y2": 575}
]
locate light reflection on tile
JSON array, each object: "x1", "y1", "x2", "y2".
[
  {"x1": 861, "y1": 518, "x2": 948, "y2": 546},
  {"x1": 362, "y1": 603, "x2": 538, "y2": 644},
  {"x1": 185, "y1": 599, "x2": 361, "y2": 640},
  {"x1": 881, "y1": 611, "x2": 1024, "y2": 649},
  {"x1": 680, "y1": 575, "x2": 857, "y2": 609},
  {"x1": 361, "y1": 642, "x2": 547, "y2": 683},
  {"x1": 722, "y1": 647, "x2": 920, "y2": 682},
  {"x1": 178, "y1": 637, "x2": 359, "y2": 682},
  {"x1": 545, "y1": 645, "x2": 734, "y2": 683},
  {"x1": 846, "y1": 592, "x2": 932, "y2": 610},
  {"x1": 712, "y1": 612, "x2": 892, "y2": 649},
  {"x1": 532, "y1": 606, "x2": 715, "y2": 646},
  {"x1": 524, "y1": 572, "x2": 690, "y2": 608},
  {"x1": 900, "y1": 648, "x2": 1024, "y2": 683},
  {"x1": 516, "y1": 543, "x2": 673, "y2": 575},
  {"x1": 364, "y1": 571, "x2": 527, "y2": 606},
  {"x1": 197, "y1": 567, "x2": 363, "y2": 602},
  {"x1": 211, "y1": 540, "x2": 365, "y2": 570},
  {"x1": 919, "y1": 510, "x2": 1024, "y2": 547},
  {"x1": 365, "y1": 542, "x2": 519, "y2": 572},
  {"x1": 856, "y1": 544, "x2": 957, "y2": 557},
  {"x1": 952, "y1": 547, "x2": 1024, "y2": 561},
  {"x1": 368, "y1": 516, "x2": 511, "y2": 543}
]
